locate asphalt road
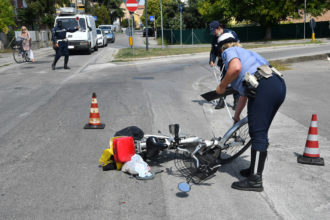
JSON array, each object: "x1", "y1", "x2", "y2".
[{"x1": 0, "y1": 35, "x2": 329, "y2": 219}]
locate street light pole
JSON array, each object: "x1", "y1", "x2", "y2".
[
  {"x1": 304, "y1": 0, "x2": 306, "y2": 39},
  {"x1": 179, "y1": 3, "x2": 182, "y2": 46},
  {"x1": 145, "y1": 0, "x2": 149, "y2": 51},
  {"x1": 160, "y1": 0, "x2": 164, "y2": 48}
]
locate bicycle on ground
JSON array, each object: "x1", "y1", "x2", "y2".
[{"x1": 135, "y1": 86, "x2": 250, "y2": 192}]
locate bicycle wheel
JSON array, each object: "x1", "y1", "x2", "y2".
[
  {"x1": 13, "y1": 46, "x2": 25, "y2": 63},
  {"x1": 218, "y1": 118, "x2": 251, "y2": 164}
]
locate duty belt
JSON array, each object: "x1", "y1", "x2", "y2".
[
  {"x1": 254, "y1": 71, "x2": 268, "y2": 81},
  {"x1": 56, "y1": 39, "x2": 68, "y2": 43},
  {"x1": 254, "y1": 65, "x2": 283, "y2": 81}
]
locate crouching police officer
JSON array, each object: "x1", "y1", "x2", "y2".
[
  {"x1": 216, "y1": 33, "x2": 286, "y2": 192},
  {"x1": 209, "y1": 21, "x2": 240, "y2": 110},
  {"x1": 51, "y1": 20, "x2": 80, "y2": 70}
]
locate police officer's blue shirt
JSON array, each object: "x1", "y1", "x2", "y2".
[
  {"x1": 222, "y1": 47, "x2": 269, "y2": 96},
  {"x1": 52, "y1": 26, "x2": 78, "y2": 43}
]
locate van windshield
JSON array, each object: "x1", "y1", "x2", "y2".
[{"x1": 57, "y1": 18, "x2": 86, "y2": 31}]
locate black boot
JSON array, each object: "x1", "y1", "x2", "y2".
[
  {"x1": 64, "y1": 56, "x2": 70, "y2": 69},
  {"x1": 239, "y1": 148, "x2": 255, "y2": 177},
  {"x1": 232, "y1": 150, "x2": 267, "y2": 192},
  {"x1": 52, "y1": 56, "x2": 60, "y2": 70},
  {"x1": 240, "y1": 167, "x2": 251, "y2": 177},
  {"x1": 215, "y1": 97, "x2": 225, "y2": 109}
]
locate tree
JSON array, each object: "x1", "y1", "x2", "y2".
[
  {"x1": 121, "y1": 18, "x2": 129, "y2": 28},
  {"x1": 231, "y1": 0, "x2": 330, "y2": 40},
  {"x1": 141, "y1": 0, "x2": 182, "y2": 29},
  {"x1": 94, "y1": 5, "x2": 111, "y2": 26},
  {"x1": 198, "y1": 0, "x2": 330, "y2": 40},
  {"x1": 107, "y1": 0, "x2": 124, "y2": 24},
  {"x1": 197, "y1": 0, "x2": 232, "y2": 25},
  {"x1": 0, "y1": 0, "x2": 15, "y2": 34},
  {"x1": 183, "y1": 0, "x2": 208, "y2": 29},
  {"x1": 98, "y1": 0, "x2": 124, "y2": 24},
  {"x1": 17, "y1": 0, "x2": 70, "y2": 29}
]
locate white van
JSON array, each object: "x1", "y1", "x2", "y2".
[{"x1": 55, "y1": 8, "x2": 98, "y2": 54}]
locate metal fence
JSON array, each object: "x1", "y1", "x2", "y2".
[
  {"x1": 0, "y1": 30, "x2": 52, "y2": 50},
  {"x1": 158, "y1": 21, "x2": 330, "y2": 45}
]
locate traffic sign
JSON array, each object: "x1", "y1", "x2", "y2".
[
  {"x1": 126, "y1": 0, "x2": 138, "y2": 12},
  {"x1": 150, "y1": 16, "x2": 155, "y2": 22}
]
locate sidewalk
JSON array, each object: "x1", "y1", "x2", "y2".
[
  {"x1": 145, "y1": 36, "x2": 330, "y2": 48},
  {"x1": 0, "y1": 47, "x2": 54, "y2": 67}
]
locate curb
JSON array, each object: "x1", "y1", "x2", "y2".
[
  {"x1": 112, "y1": 52, "x2": 330, "y2": 66},
  {"x1": 269, "y1": 53, "x2": 330, "y2": 63}
]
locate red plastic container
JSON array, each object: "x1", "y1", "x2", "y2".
[{"x1": 112, "y1": 136, "x2": 135, "y2": 163}]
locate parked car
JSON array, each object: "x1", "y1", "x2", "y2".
[
  {"x1": 98, "y1": 25, "x2": 115, "y2": 43},
  {"x1": 143, "y1": 27, "x2": 155, "y2": 37},
  {"x1": 96, "y1": 28, "x2": 107, "y2": 47},
  {"x1": 98, "y1": 25, "x2": 112, "y2": 31}
]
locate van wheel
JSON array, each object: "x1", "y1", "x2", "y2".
[
  {"x1": 87, "y1": 47, "x2": 92, "y2": 54},
  {"x1": 94, "y1": 44, "x2": 98, "y2": 51}
]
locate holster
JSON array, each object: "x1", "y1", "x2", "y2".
[
  {"x1": 243, "y1": 80, "x2": 257, "y2": 98},
  {"x1": 243, "y1": 72, "x2": 259, "y2": 98}
]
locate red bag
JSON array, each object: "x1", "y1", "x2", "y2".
[{"x1": 112, "y1": 136, "x2": 136, "y2": 163}]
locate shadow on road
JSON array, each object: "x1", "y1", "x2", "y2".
[{"x1": 218, "y1": 154, "x2": 250, "y2": 180}]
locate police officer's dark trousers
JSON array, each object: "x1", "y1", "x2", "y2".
[
  {"x1": 232, "y1": 74, "x2": 286, "y2": 192},
  {"x1": 53, "y1": 41, "x2": 69, "y2": 68}
]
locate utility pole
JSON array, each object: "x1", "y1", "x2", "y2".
[
  {"x1": 180, "y1": 3, "x2": 182, "y2": 46},
  {"x1": 160, "y1": 0, "x2": 164, "y2": 48},
  {"x1": 304, "y1": 0, "x2": 306, "y2": 39},
  {"x1": 145, "y1": 0, "x2": 149, "y2": 51}
]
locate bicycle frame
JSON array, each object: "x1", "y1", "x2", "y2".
[{"x1": 137, "y1": 115, "x2": 248, "y2": 167}]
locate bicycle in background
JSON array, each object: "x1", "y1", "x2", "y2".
[{"x1": 12, "y1": 37, "x2": 31, "y2": 63}]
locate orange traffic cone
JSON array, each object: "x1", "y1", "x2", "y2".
[
  {"x1": 84, "y1": 93, "x2": 105, "y2": 129},
  {"x1": 297, "y1": 114, "x2": 324, "y2": 166}
]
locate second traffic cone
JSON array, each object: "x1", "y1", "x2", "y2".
[
  {"x1": 84, "y1": 93, "x2": 105, "y2": 129},
  {"x1": 297, "y1": 114, "x2": 324, "y2": 166}
]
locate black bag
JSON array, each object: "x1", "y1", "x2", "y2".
[{"x1": 114, "y1": 126, "x2": 144, "y2": 141}]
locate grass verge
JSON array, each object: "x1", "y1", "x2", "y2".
[
  {"x1": 113, "y1": 40, "x2": 323, "y2": 62},
  {"x1": 114, "y1": 47, "x2": 209, "y2": 61},
  {"x1": 269, "y1": 61, "x2": 291, "y2": 71}
]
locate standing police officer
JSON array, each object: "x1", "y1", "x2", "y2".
[
  {"x1": 209, "y1": 21, "x2": 240, "y2": 110},
  {"x1": 216, "y1": 33, "x2": 286, "y2": 192},
  {"x1": 51, "y1": 20, "x2": 80, "y2": 70}
]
